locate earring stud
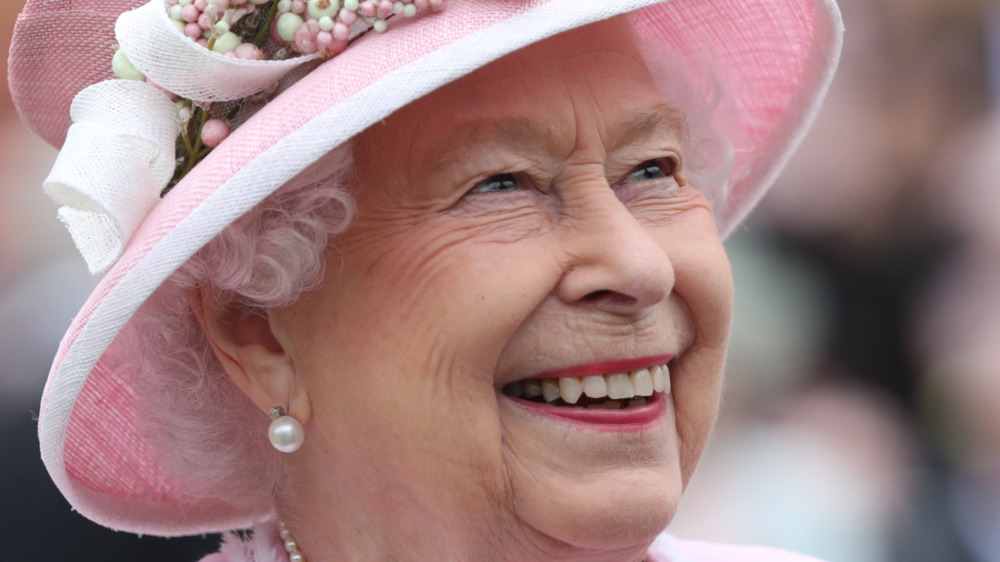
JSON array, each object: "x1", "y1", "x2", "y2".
[{"x1": 268, "y1": 406, "x2": 305, "y2": 453}]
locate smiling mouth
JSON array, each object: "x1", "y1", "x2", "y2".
[{"x1": 501, "y1": 363, "x2": 671, "y2": 410}]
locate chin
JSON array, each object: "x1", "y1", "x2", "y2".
[{"x1": 516, "y1": 465, "x2": 682, "y2": 552}]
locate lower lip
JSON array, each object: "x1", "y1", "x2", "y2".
[{"x1": 505, "y1": 391, "x2": 668, "y2": 432}]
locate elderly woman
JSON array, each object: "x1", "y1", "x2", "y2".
[{"x1": 9, "y1": 0, "x2": 842, "y2": 560}]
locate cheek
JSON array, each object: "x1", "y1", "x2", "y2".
[
  {"x1": 653, "y1": 207, "x2": 733, "y2": 346},
  {"x1": 655, "y1": 213, "x2": 733, "y2": 482},
  {"x1": 286, "y1": 223, "x2": 573, "y2": 513},
  {"x1": 291, "y1": 218, "x2": 566, "y2": 411},
  {"x1": 367, "y1": 222, "x2": 561, "y2": 344}
]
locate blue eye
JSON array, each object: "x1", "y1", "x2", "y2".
[
  {"x1": 625, "y1": 159, "x2": 677, "y2": 183},
  {"x1": 472, "y1": 173, "x2": 522, "y2": 193}
]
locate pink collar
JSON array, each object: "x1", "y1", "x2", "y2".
[{"x1": 199, "y1": 523, "x2": 693, "y2": 562}]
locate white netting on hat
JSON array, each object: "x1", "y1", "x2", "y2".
[{"x1": 116, "y1": 0, "x2": 318, "y2": 102}]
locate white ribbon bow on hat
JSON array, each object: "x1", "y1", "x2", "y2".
[
  {"x1": 43, "y1": 0, "x2": 318, "y2": 275},
  {"x1": 44, "y1": 79, "x2": 179, "y2": 276}
]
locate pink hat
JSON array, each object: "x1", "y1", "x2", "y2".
[{"x1": 9, "y1": 0, "x2": 843, "y2": 537}]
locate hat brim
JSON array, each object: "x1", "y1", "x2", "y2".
[
  {"x1": 23, "y1": 0, "x2": 843, "y2": 536},
  {"x1": 10, "y1": 0, "x2": 136, "y2": 147}
]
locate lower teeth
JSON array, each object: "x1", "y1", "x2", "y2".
[{"x1": 510, "y1": 394, "x2": 649, "y2": 409}]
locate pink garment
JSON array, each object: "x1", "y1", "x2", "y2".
[
  {"x1": 201, "y1": 521, "x2": 288, "y2": 562},
  {"x1": 648, "y1": 532, "x2": 827, "y2": 562},
  {"x1": 200, "y1": 524, "x2": 827, "y2": 562}
]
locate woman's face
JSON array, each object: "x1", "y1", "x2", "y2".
[{"x1": 275, "y1": 19, "x2": 733, "y2": 559}]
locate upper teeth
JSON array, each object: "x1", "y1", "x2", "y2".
[{"x1": 508, "y1": 363, "x2": 671, "y2": 404}]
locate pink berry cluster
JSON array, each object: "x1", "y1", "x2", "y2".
[
  {"x1": 166, "y1": 0, "x2": 269, "y2": 60},
  {"x1": 272, "y1": 0, "x2": 444, "y2": 57},
  {"x1": 150, "y1": 0, "x2": 444, "y2": 192},
  {"x1": 166, "y1": 0, "x2": 444, "y2": 61}
]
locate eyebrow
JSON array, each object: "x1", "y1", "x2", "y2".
[
  {"x1": 426, "y1": 103, "x2": 688, "y2": 173},
  {"x1": 447, "y1": 117, "x2": 564, "y2": 158},
  {"x1": 608, "y1": 103, "x2": 688, "y2": 150}
]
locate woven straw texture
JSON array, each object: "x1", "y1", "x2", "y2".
[{"x1": 9, "y1": 0, "x2": 843, "y2": 536}]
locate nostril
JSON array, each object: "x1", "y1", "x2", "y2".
[{"x1": 584, "y1": 290, "x2": 638, "y2": 308}]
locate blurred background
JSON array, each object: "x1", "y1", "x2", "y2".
[{"x1": 3, "y1": 0, "x2": 1000, "y2": 560}]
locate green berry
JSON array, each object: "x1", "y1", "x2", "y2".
[
  {"x1": 112, "y1": 49, "x2": 146, "y2": 81},
  {"x1": 277, "y1": 12, "x2": 305, "y2": 42},
  {"x1": 308, "y1": 0, "x2": 340, "y2": 19},
  {"x1": 211, "y1": 31, "x2": 242, "y2": 53}
]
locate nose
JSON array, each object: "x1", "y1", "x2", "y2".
[{"x1": 555, "y1": 187, "x2": 674, "y2": 316}]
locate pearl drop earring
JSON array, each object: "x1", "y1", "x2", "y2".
[{"x1": 268, "y1": 406, "x2": 305, "y2": 453}]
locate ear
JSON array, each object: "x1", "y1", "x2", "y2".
[{"x1": 187, "y1": 288, "x2": 312, "y2": 425}]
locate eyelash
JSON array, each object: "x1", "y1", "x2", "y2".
[
  {"x1": 469, "y1": 157, "x2": 680, "y2": 195},
  {"x1": 621, "y1": 158, "x2": 679, "y2": 185},
  {"x1": 470, "y1": 173, "x2": 526, "y2": 194}
]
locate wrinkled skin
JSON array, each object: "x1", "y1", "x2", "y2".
[{"x1": 211, "y1": 17, "x2": 733, "y2": 562}]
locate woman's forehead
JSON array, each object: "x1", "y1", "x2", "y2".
[
  {"x1": 419, "y1": 19, "x2": 657, "y2": 118},
  {"x1": 357, "y1": 19, "x2": 679, "y2": 168}
]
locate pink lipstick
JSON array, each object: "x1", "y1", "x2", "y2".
[
  {"x1": 505, "y1": 390, "x2": 667, "y2": 431},
  {"x1": 500, "y1": 354, "x2": 674, "y2": 431}
]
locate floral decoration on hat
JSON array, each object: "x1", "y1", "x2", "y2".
[{"x1": 42, "y1": 0, "x2": 444, "y2": 276}]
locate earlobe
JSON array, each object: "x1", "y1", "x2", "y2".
[{"x1": 186, "y1": 288, "x2": 311, "y2": 425}]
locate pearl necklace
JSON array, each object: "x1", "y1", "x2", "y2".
[
  {"x1": 279, "y1": 521, "x2": 307, "y2": 562},
  {"x1": 278, "y1": 521, "x2": 649, "y2": 561}
]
